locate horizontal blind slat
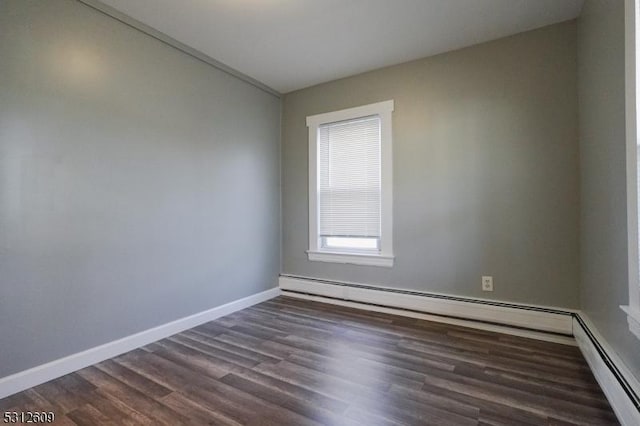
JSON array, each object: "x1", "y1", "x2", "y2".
[{"x1": 319, "y1": 115, "x2": 381, "y2": 239}]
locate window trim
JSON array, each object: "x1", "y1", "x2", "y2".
[
  {"x1": 622, "y1": 0, "x2": 640, "y2": 340},
  {"x1": 306, "y1": 100, "x2": 394, "y2": 268}
]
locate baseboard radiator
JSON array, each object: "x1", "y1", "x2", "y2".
[{"x1": 279, "y1": 274, "x2": 640, "y2": 426}]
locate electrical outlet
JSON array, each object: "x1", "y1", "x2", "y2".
[{"x1": 482, "y1": 276, "x2": 493, "y2": 291}]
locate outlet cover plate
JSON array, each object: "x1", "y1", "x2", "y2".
[{"x1": 482, "y1": 276, "x2": 494, "y2": 291}]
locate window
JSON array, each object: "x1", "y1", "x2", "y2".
[
  {"x1": 623, "y1": 0, "x2": 640, "y2": 339},
  {"x1": 306, "y1": 100, "x2": 394, "y2": 267}
]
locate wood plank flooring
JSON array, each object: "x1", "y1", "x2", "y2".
[{"x1": 0, "y1": 296, "x2": 618, "y2": 425}]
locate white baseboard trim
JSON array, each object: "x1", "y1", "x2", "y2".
[
  {"x1": 574, "y1": 314, "x2": 640, "y2": 426},
  {"x1": 0, "y1": 287, "x2": 280, "y2": 401},
  {"x1": 279, "y1": 275, "x2": 574, "y2": 335}
]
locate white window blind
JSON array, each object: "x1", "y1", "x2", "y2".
[{"x1": 318, "y1": 115, "x2": 381, "y2": 244}]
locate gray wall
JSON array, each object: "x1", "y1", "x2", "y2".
[
  {"x1": 0, "y1": 0, "x2": 280, "y2": 377},
  {"x1": 578, "y1": 0, "x2": 640, "y2": 380},
  {"x1": 282, "y1": 22, "x2": 580, "y2": 308}
]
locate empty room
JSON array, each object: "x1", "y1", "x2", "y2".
[{"x1": 1, "y1": 0, "x2": 639, "y2": 424}]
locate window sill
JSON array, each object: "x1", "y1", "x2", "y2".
[
  {"x1": 620, "y1": 305, "x2": 640, "y2": 340},
  {"x1": 307, "y1": 250, "x2": 394, "y2": 267}
]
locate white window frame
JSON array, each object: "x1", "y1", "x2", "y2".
[
  {"x1": 306, "y1": 100, "x2": 394, "y2": 267},
  {"x1": 622, "y1": 0, "x2": 640, "y2": 340}
]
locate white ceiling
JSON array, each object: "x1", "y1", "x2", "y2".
[{"x1": 98, "y1": 0, "x2": 584, "y2": 94}]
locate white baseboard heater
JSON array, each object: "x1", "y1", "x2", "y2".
[
  {"x1": 279, "y1": 274, "x2": 640, "y2": 426},
  {"x1": 279, "y1": 274, "x2": 574, "y2": 335}
]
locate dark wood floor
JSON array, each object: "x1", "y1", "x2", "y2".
[{"x1": 0, "y1": 296, "x2": 618, "y2": 425}]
